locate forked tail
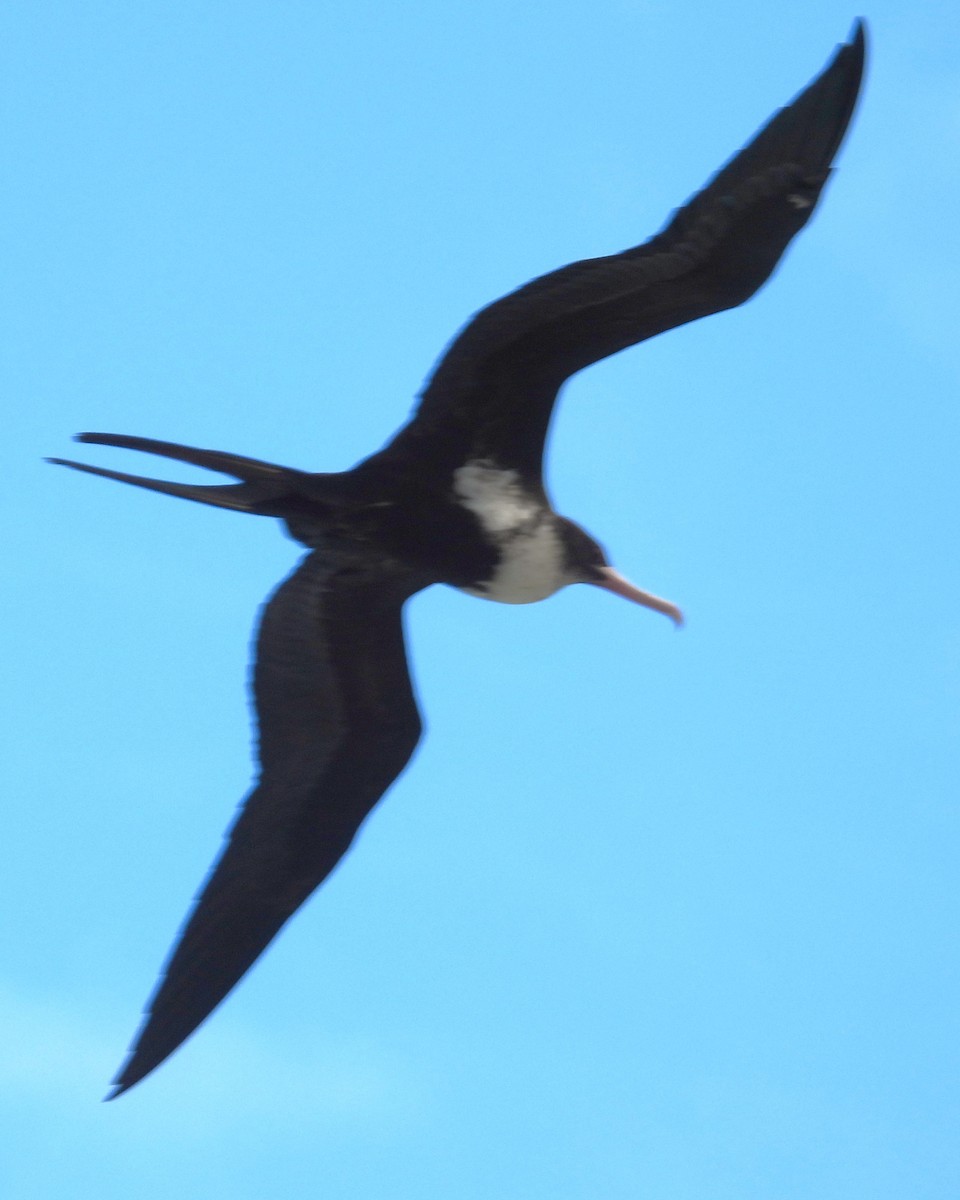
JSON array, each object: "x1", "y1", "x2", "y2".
[{"x1": 48, "y1": 432, "x2": 311, "y2": 514}]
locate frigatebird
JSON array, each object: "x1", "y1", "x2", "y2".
[{"x1": 52, "y1": 23, "x2": 865, "y2": 1097}]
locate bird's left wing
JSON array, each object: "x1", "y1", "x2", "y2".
[{"x1": 109, "y1": 548, "x2": 427, "y2": 1097}]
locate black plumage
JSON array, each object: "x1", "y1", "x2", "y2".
[{"x1": 50, "y1": 24, "x2": 865, "y2": 1096}]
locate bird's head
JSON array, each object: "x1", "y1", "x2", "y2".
[{"x1": 556, "y1": 517, "x2": 684, "y2": 626}]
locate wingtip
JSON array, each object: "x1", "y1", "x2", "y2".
[
  {"x1": 103, "y1": 1070, "x2": 133, "y2": 1101},
  {"x1": 846, "y1": 18, "x2": 867, "y2": 72},
  {"x1": 788, "y1": 18, "x2": 867, "y2": 177},
  {"x1": 104, "y1": 1052, "x2": 147, "y2": 1100},
  {"x1": 824, "y1": 18, "x2": 866, "y2": 89}
]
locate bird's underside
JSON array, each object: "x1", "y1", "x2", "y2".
[{"x1": 50, "y1": 23, "x2": 865, "y2": 1097}]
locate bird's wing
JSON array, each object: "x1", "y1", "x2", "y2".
[
  {"x1": 109, "y1": 548, "x2": 426, "y2": 1097},
  {"x1": 395, "y1": 23, "x2": 865, "y2": 480}
]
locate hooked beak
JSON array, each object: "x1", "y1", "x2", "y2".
[{"x1": 591, "y1": 566, "x2": 684, "y2": 627}]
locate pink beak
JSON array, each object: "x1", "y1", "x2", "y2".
[{"x1": 592, "y1": 567, "x2": 684, "y2": 627}]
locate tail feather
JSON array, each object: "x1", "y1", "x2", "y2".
[
  {"x1": 48, "y1": 432, "x2": 311, "y2": 514},
  {"x1": 75, "y1": 432, "x2": 291, "y2": 483}
]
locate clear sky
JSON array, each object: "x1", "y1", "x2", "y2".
[{"x1": 2, "y1": 2, "x2": 958, "y2": 1197}]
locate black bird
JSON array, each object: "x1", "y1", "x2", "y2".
[{"x1": 52, "y1": 24, "x2": 865, "y2": 1097}]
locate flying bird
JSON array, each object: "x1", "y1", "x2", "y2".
[{"x1": 52, "y1": 24, "x2": 866, "y2": 1097}]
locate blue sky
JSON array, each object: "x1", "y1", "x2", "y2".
[{"x1": 3, "y1": 2, "x2": 958, "y2": 1197}]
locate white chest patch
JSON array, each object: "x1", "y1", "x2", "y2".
[
  {"x1": 452, "y1": 460, "x2": 567, "y2": 604},
  {"x1": 452, "y1": 460, "x2": 537, "y2": 534}
]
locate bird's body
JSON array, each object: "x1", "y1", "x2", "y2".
[{"x1": 51, "y1": 24, "x2": 866, "y2": 1097}]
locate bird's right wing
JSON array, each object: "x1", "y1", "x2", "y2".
[
  {"x1": 390, "y1": 23, "x2": 865, "y2": 480},
  {"x1": 109, "y1": 549, "x2": 427, "y2": 1097}
]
